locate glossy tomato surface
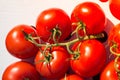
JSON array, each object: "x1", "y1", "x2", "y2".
[
  {"x1": 70, "y1": 40, "x2": 107, "y2": 77},
  {"x1": 35, "y1": 46, "x2": 70, "y2": 79},
  {"x1": 71, "y1": 2, "x2": 107, "y2": 35},
  {"x1": 109, "y1": 0, "x2": 120, "y2": 20},
  {"x1": 36, "y1": 8, "x2": 71, "y2": 43},
  {"x1": 2, "y1": 61, "x2": 40, "y2": 80},
  {"x1": 5, "y1": 24, "x2": 39, "y2": 59},
  {"x1": 100, "y1": 60, "x2": 119, "y2": 80}
]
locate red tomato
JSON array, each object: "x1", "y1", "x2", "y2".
[
  {"x1": 71, "y1": 2, "x2": 107, "y2": 35},
  {"x1": 109, "y1": 0, "x2": 120, "y2": 20},
  {"x1": 60, "y1": 74, "x2": 84, "y2": 80},
  {"x1": 36, "y1": 8, "x2": 71, "y2": 43},
  {"x1": 99, "y1": 0, "x2": 108, "y2": 2},
  {"x1": 5, "y1": 24, "x2": 39, "y2": 59},
  {"x1": 70, "y1": 39, "x2": 107, "y2": 77},
  {"x1": 108, "y1": 23, "x2": 120, "y2": 53},
  {"x1": 2, "y1": 61, "x2": 40, "y2": 80},
  {"x1": 35, "y1": 46, "x2": 70, "y2": 79},
  {"x1": 100, "y1": 60, "x2": 119, "y2": 80}
]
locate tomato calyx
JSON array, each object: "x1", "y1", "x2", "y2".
[
  {"x1": 35, "y1": 45, "x2": 53, "y2": 64},
  {"x1": 49, "y1": 25, "x2": 62, "y2": 43},
  {"x1": 71, "y1": 42, "x2": 81, "y2": 60},
  {"x1": 71, "y1": 21, "x2": 86, "y2": 39},
  {"x1": 41, "y1": 45, "x2": 53, "y2": 63}
]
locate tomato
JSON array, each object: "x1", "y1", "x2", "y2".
[
  {"x1": 71, "y1": 2, "x2": 107, "y2": 35},
  {"x1": 60, "y1": 74, "x2": 84, "y2": 80},
  {"x1": 108, "y1": 23, "x2": 120, "y2": 53},
  {"x1": 2, "y1": 61, "x2": 40, "y2": 80},
  {"x1": 70, "y1": 39, "x2": 107, "y2": 77},
  {"x1": 5, "y1": 24, "x2": 39, "y2": 59},
  {"x1": 100, "y1": 60, "x2": 119, "y2": 80},
  {"x1": 109, "y1": 0, "x2": 120, "y2": 20},
  {"x1": 34, "y1": 46, "x2": 70, "y2": 79},
  {"x1": 36, "y1": 8, "x2": 71, "y2": 43},
  {"x1": 99, "y1": 0, "x2": 108, "y2": 2}
]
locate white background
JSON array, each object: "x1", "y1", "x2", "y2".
[{"x1": 0, "y1": 0, "x2": 119, "y2": 79}]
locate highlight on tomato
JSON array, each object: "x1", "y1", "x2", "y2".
[
  {"x1": 36, "y1": 8, "x2": 72, "y2": 43},
  {"x1": 5, "y1": 24, "x2": 39, "y2": 59}
]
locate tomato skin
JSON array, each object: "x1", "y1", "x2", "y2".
[
  {"x1": 100, "y1": 60, "x2": 119, "y2": 80},
  {"x1": 60, "y1": 74, "x2": 84, "y2": 80},
  {"x1": 99, "y1": 0, "x2": 108, "y2": 2},
  {"x1": 108, "y1": 23, "x2": 120, "y2": 52},
  {"x1": 2, "y1": 61, "x2": 40, "y2": 80},
  {"x1": 109, "y1": 0, "x2": 120, "y2": 20},
  {"x1": 35, "y1": 46, "x2": 70, "y2": 79},
  {"x1": 70, "y1": 40, "x2": 107, "y2": 77},
  {"x1": 71, "y1": 2, "x2": 106, "y2": 35},
  {"x1": 36, "y1": 8, "x2": 71, "y2": 43},
  {"x1": 5, "y1": 24, "x2": 39, "y2": 59}
]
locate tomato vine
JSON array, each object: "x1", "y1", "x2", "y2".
[{"x1": 23, "y1": 21, "x2": 104, "y2": 59}]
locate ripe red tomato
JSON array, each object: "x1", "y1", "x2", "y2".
[
  {"x1": 100, "y1": 60, "x2": 119, "y2": 80},
  {"x1": 2, "y1": 61, "x2": 40, "y2": 80},
  {"x1": 35, "y1": 46, "x2": 70, "y2": 79},
  {"x1": 60, "y1": 74, "x2": 84, "y2": 80},
  {"x1": 109, "y1": 0, "x2": 120, "y2": 20},
  {"x1": 70, "y1": 39, "x2": 107, "y2": 77},
  {"x1": 99, "y1": 0, "x2": 108, "y2": 2},
  {"x1": 5, "y1": 24, "x2": 39, "y2": 59},
  {"x1": 36, "y1": 8, "x2": 71, "y2": 43},
  {"x1": 108, "y1": 23, "x2": 120, "y2": 53},
  {"x1": 71, "y1": 2, "x2": 107, "y2": 35}
]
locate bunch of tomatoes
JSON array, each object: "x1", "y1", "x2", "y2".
[{"x1": 2, "y1": 0, "x2": 120, "y2": 80}]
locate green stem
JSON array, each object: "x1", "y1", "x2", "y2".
[
  {"x1": 26, "y1": 33, "x2": 103, "y2": 55},
  {"x1": 23, "y1": 21, "x2": 104, "y2": 55}
]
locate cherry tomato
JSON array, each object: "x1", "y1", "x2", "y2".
[
  {"x1": 71, "y1": 2, "x2": 107, "y2": 35},
  {"x1": 5, "y1": 24, "x2": 39, "y2": 59},
  {"x1": 109, "y1": 0, "x2": 120, "y2": 20},
  {"x1": 34, "y1": 46, "x2": 70, "y2": 79},
  {"x1": 100, "y1": 60, "x2": 119, "y2": 80},
  {"x1": 108, "y1": 23, "x2": 120, "y2": 53},
  {"x1": 60, "y1": 74, "x2": 84, "y2": 80},
  {"x1": 36, "y1": 8, "x2": 71, "y2": 43},
  {"x1": 2, "y1": 61, "x2": 40, "y2": 80},
  {"x1": 70, "y1": 39, "x2": 107, "y2": 77}
]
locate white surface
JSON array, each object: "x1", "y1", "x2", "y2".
[{"x1": 0, "y1": 0, "x2": 119, "y2": 79}]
